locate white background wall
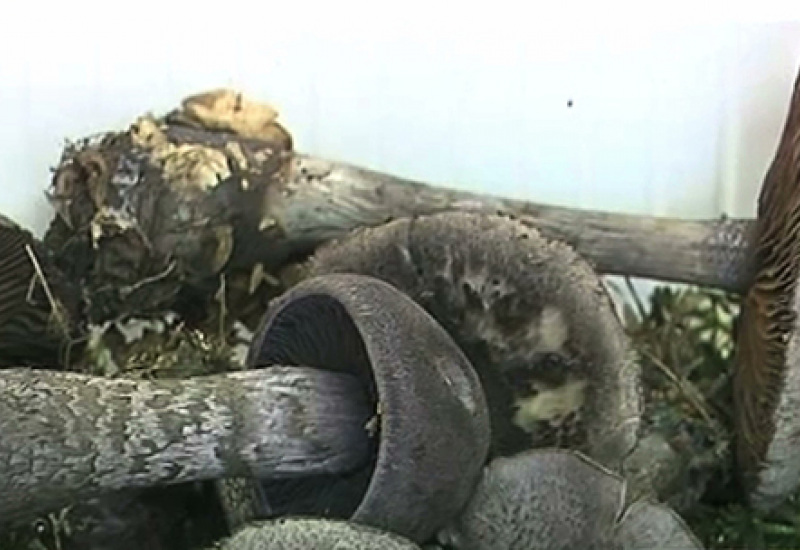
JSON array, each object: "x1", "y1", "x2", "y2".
[{"x1": 1, "y1": 3, "x2": 800, "y2": 242}]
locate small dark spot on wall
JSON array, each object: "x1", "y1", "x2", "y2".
[{"x1": 567, "y1": 99, "x2": 574, "y2": 108}]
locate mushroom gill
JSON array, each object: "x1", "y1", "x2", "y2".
[
  {"x1": 245, "y1": 273, "x2": 491, "y2": 544},
  {"x1": 0, "y1": 214, "x2": 82, "y2": 367},
  {"x1": 733, "y1": 67, "x2": 800, "y2": 509}
]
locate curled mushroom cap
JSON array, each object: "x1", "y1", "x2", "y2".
[
  {"x1": 0, "y1": 213, "x2": 81, "y2": 367},
  {"x1": 438, "y1": 449, "x2": 703, "y2": 550},
  {"x1": 246, "y1": 273, "x2": 491, "y2": 543},
  {"x1": 733, "y1": 69, "x2": 800, "y2": 509},
  {"x1": 216, "y1": 518, "x2": 421, "y2": 550},
  {"x1": 311, "y1": 212, "x2": 641, "y2": 468}
]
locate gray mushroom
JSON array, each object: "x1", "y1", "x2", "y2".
[
  {"x1": 215, "y1": 518, "x2": 421, "y2": 550},
  {"x1": 245, "y1": 273, "x2": 491, "y2": 544},
  {"x1": 615, "y1": 500, "x2": 704, "y2": 550},
  {"x1": 437, "y1": 449, "x2": 703, "y2": 550},
  {"x1": 0, "y1": 365, "x2": 371, "y2": 526},
  {"x1": 0, "y1": 273, "x2": 490, "y2": 547},
  {"x1": 311, "y1": 211, "x2": 641, "y2": 469}
]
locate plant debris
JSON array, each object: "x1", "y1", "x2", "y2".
[
  {"x1": 42, "y1": 90, "x2": 295, "y2": 332},
  {"x1": 611, "y1": 279, "x2": 800, "y2": 549}
]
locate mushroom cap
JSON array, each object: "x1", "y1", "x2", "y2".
[
  {"x1": 0, "y1": 213, "x2": 81, "y2": 367},
  {"x1": 311, "y1": 212, "x2": 641, "y2": 468},
  {"x1": 438, "y1": 449, "x2": 625, "y2": 550},
  {"x1": 246, "y1": 273, "x2": 491, "y2": 543},
  {"x1": 615, "y1": 500, "x2": 703, "y2": 550},
  {"x1": 733, "y1": 69, "x2": 800, "y2": 509},
  {"x1": 217, "y1": 518, "x2": 421, "y2": 549},
  {"x1": 438, "y1": 449, "x2": 704, "y2": 550}
]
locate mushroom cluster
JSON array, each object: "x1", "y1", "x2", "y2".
[
  {"x1": 0, "y1": 213, "x2": 702, "y2": 549},
  {"x1": 7, "y1": 72, "x2": 800, "y2": 547}
]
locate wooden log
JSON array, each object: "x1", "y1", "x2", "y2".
[
  {"x1": 162, "y1": 120, "x2": 754, "y2": 293},
  {"x1": 276, "y1": 154, "x2": 756, "y2": 293},
  {"x1": 43, "y1": 100, "x2": 756, "y2": 334},
  {"x1": 0, "y1": 366, "x2": 371, "y2": 525}
]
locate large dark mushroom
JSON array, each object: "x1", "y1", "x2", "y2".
[
  {"x1": 1, "y1": 273, "x2": 489, "y2": 546},
  {"x1": 733, "y1": 65, "x2": 800, "y2": 509},
  {"x1": 215, "y1": 518, "x2": 421, "y2": 550},
  {"x1": 245, "y1": 273, "x2": 491, "y2": 544},
  {"x1": 310, "y1": 212, "x2": 641, "y2": 468},
  {"x1": 0, "y1": 214, "x2": 83, "y2": 367},
  {"x1": 437, "y1": 449, "x2": 703, "y2": 550},
  {"x1": 0, "y1": 365, "x2": 371, "y2": 526}
]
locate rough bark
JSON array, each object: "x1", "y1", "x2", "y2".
[
  {"x1": 277, "y1": 154, "x2": 755, "y2": 293},
  {"x1": 0, "y1": 366, "x2": 371, "y2": 525},
  {"x1": 44, "y1": 118, "x2": 756, "y2": 337},
  {"x1": 164, "y1": 120, "x2": 757, "y2": 292}
]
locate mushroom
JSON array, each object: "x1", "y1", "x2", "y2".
[
  {"x1": 733, "y1": 67, "x2": 800, "y2": 509},
  {"x1": 437, "y1": 449, "x2": 703, "y2": 550},
  {"x1": 310, "y1": 211, "x2": 641, "y2": 469},
  {"x1": 0, "y1": 213, "x2": 82, "y2": 367},
  {"x1": 244, "y1": 273, "x2": 491, "y2": 543},
  {"x1": 0, "y1": 273, "x2": 490, "y2": 546},
  {"x1": 616, "y1": 500, "x2": 704, "y2": 550},
  {"x1": 215, "y1": 518, "x2": 421, "y2": 550},
  {"x1": 0, "y1": 365, "x2": 371, "y2": 526}
]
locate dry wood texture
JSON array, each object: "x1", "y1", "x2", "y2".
[{"x1": 42, "y1": 92, "x2": 756, "y2": 340}]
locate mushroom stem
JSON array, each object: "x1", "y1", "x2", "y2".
[
  {"x1": 0, "y1": 366, "x2": 372, "y2": 525},
  {"x1": 273, "y1": 154, "x2": 755, "y2": 292}
]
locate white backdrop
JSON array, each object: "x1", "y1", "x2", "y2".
[{"x1": 1, "y1": 5, "x2": 800, "y2": 244}]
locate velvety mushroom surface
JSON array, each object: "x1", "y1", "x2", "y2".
[
  {"x1": 615, "y1": 500, "x2": 704, "y2": 550},
  {"x1": 437, "y1": 449, "x2": 703, "y2": 550},
  {"x1": 215, "y1": 518, "x2": 421, "y2": 550},
  {"x1": 311, "y1": 212, "x2": 641, "y2": 468}
]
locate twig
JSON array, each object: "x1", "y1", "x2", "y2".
[
  {"x1": 24, "y1": 244, "x2": 69, "y2": 338},
  {"x1": 641, "y1": 348, "x2": 724, "y2": 435},
  {"x1": 624, "y1": 275, "x2": 648, "y2": 321}
]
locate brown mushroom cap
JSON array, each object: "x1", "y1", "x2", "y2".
[
  {"x1": 311, "y1": 212, "x2": 641, "y2": 469},
  {"x1": 0, "y1": 213, "x2": 82, "y2": 367},
  {"x1": 733, "y1": 68, "x2": 800, "y2": 509}
]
